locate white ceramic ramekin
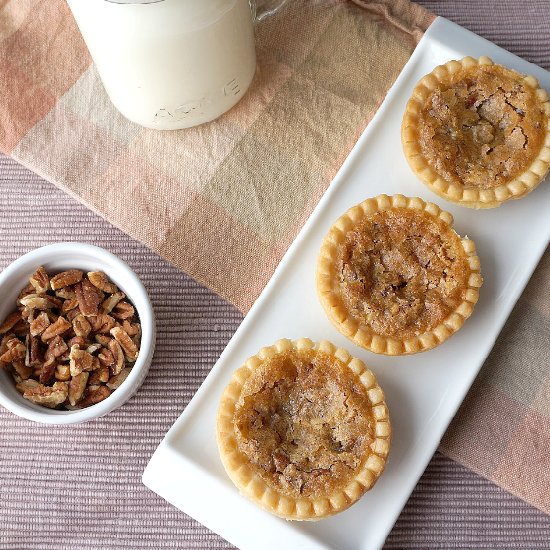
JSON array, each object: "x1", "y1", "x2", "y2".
[{"x1": 0, "y1": 243, "x2": 155, "y2": 424}]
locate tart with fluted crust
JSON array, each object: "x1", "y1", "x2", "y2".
[
  {"x1": 402, "y1": 56, "x2": 550, "y2": 208},
  {"x1": 316, "y1": 194, "x2": 482, "y2": 355},
  {"x1": 216, "y1": 338, "x2": 390, "y2": 521}
]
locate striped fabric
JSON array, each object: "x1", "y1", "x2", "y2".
[{"x1": 0, "y1": 0, "x2": 549, "y2": 542}]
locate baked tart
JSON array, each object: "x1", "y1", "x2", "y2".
[
  {"x1": 316, "y1": 194, "x2": 482, "y2": 355},
  {"x1": 402, "y1": 56, "x2": 550, "y2": 208},
  {"x1": 216, "y1": 338, "x2": 390, "y2": 520}
]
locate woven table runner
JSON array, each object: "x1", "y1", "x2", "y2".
[{"x1": 1, "y1": 0, "x2": 549, "y2": 520}]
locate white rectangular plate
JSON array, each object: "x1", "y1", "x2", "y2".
[{"x1": 143, "y1": 17, "x2": 550, "y2": 550}]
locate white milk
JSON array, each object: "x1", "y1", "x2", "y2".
[{"x1": 66, "y1": 0, "x2": 257, "y2": 129}]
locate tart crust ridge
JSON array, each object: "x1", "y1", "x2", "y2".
[
  {"x1": 316, "y1": 194, "x2": 482, "y2": 355},
  {"x1": 216, "y1": 338, "x2": 391, "y2": 521},
  {"x1": 402, "y1": 56, "x2": 550, "y2": 208}
]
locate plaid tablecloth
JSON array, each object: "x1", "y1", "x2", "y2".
[{"x1": 1, "y1": 0, "x2": 550, "y2": 548}]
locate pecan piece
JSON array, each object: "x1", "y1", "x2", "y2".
[
  {"x1": 44, "y1": 335, "x2": 68, "y2": 363},
  {"x1": 12, "y1": 319, "x2": 30, "y2": 337},
  {"x1": 29, "y1": 312, "x2": 51, "y2": 337},
  {"x1": 111, "y1": 301, "x2": 135, "y2": 320},
  {"x1": 55, "y1": 287, "x2": 76, "y2": 300},
  {"x1": 50, "y1": 269, "x2": 83, "y2": 290},
  {"x1": 66, "y1": 308, "x2": 80, "y2": 322},
  {"x1": 0, "y1": 311, "x2": 22, "y2": 334},
  {"x1": 29, "y1": 266, "x2": 50, "y2": 294},
  {"x1": 39, "y1": 361, "x2": 57, "y2": 385},
  {"x1": 77, "y1": 385, "x2": 111, "y2": 408},
  {"x1": 106, "y1": 367, "x2": 131, "y2": 390},
  {"x1": 15, "y1": 378, "x2": 40, "y2": 394},
  {"x1": 88, "y1": 271, "x2": 118, "y2": 294},
  {"x1": 41, "y1": 316, "x2": 72, "y2": 343},
  {"x1": 90, "y1": 314, "x2": 116, "y2": 334},
  {"x1": 23, "y1": 381, "x2": 68, "y2": 408},
  {"x1": 68, "y1": 372, "x2": 89, "y2": 406},
  {"x1": 121, "y1": 320, "x2": 140, "y2": 337},
  {"x1": 55, "y1": 364, "x2": 71, "y2": 381},
  {"x1": 100, "y1": 292, "x2": 125, "y2": 314},
  {"x1": 95, "y1": 334, "x2": 112, "y2": 347},
  {"x1": 89, "y1": 366, "x2": 110, "y2": 385},
  {"x1": 17, "y1": 282, "x2": 35, "y2": 302},
  {"x1": 69, "y1": 346, "x2": 95, "y2": 376},
  {"x1": 0, "y1": 338, "x2": 26, "y2": 363},
  {"x1": 72, "y1": 314, "x2": 92, "y2": 338},
  {"x1": 61, "y1": 298, "x2": 79, "y2": 313},
  {"x1": 98, "y1": 348, "x2": 115, "y2": 368},
  {"x1": 86, "y1": 343, "x2": 102, "y2": 355},
  {"x1": 26, "y1": 335, "x2": 43, "y2": 367},
  {"x1": 12, "y1": 360, "x2": 32, "y2": 380},
  {"x1": 75, "y1": 279, "x2": 101, "y2": 317},
  {"x1": 110, "y1": 327, "x2": 138, "y2": 362},
  {"x1": 19, "y1": 294, "x2": 60, "y2": 310},
  {"x1": 108, "y1": 337, "x2": 126, "y2": 375}
]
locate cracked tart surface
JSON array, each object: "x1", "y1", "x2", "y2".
[
  {"x1": 316, "y1": 194, "x2": 482, "y2": 355},
  {"x1": 216, "y1": 338, "x2": 390, "y2": 520},
  {"x1": 402, "y1": 56, "x2": 550, "y2": 208}
]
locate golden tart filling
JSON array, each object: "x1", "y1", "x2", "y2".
[
  {"x1": 317, "y1": 194, "x2": 482, "y2": 355},
  {"x1": 217, "y1": 338, "x2": 390, "y2": 520},
  {"x1": 402, "y1": 56, "x2": 550, "y2": 208}
]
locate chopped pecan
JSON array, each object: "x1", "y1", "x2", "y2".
[
  {"x1": 55, "y1": 364, "x2": 71, "y2": 381},
  {"x1": 21, "y1": 306, "x2": 35, "y2": 323},
  {"x1": 29, "y1": 312, "x2": 51, "y2": 337},
  {"x1": 108, "y1": 338, "x2": 125, "y2": 375},
  {"x1": 12, "y1": 360, "x2": 32, "y2": 380},
  {"x1": 69, "y1": 346, "x2": 95, "y2": 377},
  {"x1": 121, "y1": 320, "x2": 140, "y2": 337},
  {"x1": 12, "y1": 319, "x2": 30, "y2": 337},
  {"x1": 55, "y1": 287, "x2": 76, "y2": 300},
  {"x1": 41, "y1": 316, "x2": 72, "y2": 343},
  {"x1": 72, "y1": 314, "x2": 91, "y2": 338},
  {"x1": 88, "y1": 271, "x2": 118, "y2": 294},
  {"x1": 86, "y1": 343, "x2": 102, "y2": 355},
  {"x1": 23, "y1": 381, "x2": 68, "y2": 408},
  {"x1": 19, "y1": 294, "x2": 60, "y2": 310},
  {"x1": 50, "y1": 269, "x2": 83, "y2": 290},
  {"x1": 90, "y1": 314, "x2": 116, "y2": 334},
  {"x1": 106, "y1": 367, "x2": 131, "y2": 390},
  {"x1": 44, "y1": 335, "x2": 68, "y2": 364},
  {"x1": 75, "y1": 279, "x2": 101, "y2": 317},
  {"x1": 66, "y1": 336, "x2": 88, "y2": 350},
  {"x1": 39, "y1": 361, "x2": 57, "y2": 385},
  {"x1": 66, "y1": 308, "x2": 80, "y2": 322},
  {"x1": 77, "y1": 385, "x2": 111, "y2": 408},
  {"x1": 68, "y1": 372, "x2": 89, "y2": 406},
  {"x1": 100, "y1": 292, "x2": 125, "y2": 314},
  {"x1": 0, "y1": 311, "x2": 22, "y2": 334},
  {"x1": 110, "y1": 327, "x2": 138, "y2": 362},
  {"x1": 29, "y1": 266, "x2": 50, "y2": 294},
  {"x1": 26, "y1": 335, "x2": 43, "y2": 367},
  {"x1": 15, "y1": 378, "x2": 40, "y2": 394},
  {"x1": 17, "y1": 282, "x2": 35, "y2": 302},
  {"x1": 0, "y1": 338, "x2": 26, "y2": 363},
  {"x1": 95, "y1": 334, "x2": 112, "y2": 347},
  {"x1": 61, "y1": 298, "x2": 79, "y2": 313},
  {"x1": 98, "y1": 348, "x2": 115, "y2": 368},
  {"x1": 111, "y1": 301, "x2": 135, "y2": 320},
  {"x1": 89, "y1": 366, "x2": 110, "y2": 385}
]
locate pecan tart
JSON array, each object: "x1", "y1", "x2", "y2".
[
  {"x1": 402, "y1": 56, "x2": 550, "y2": 208},
  {"x1": 216, "y1": 338, "x2": 390, "y2": 520},
  {"x1": 316, "y1": 194, "x2": 482, "y2": 355}
]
